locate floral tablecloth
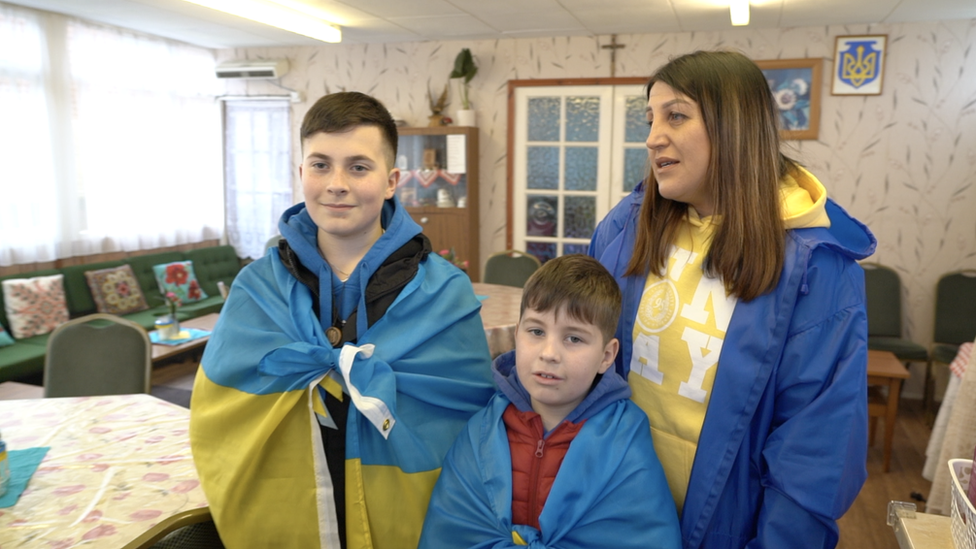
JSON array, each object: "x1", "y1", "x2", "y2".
[
  {"x1": 0, "y1": 394, "x2": 206, "y2": 548},
  {"x1": 473, "y1": 282, "x2": 523, "y2": 358}
]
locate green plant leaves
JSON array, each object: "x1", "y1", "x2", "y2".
[{"x1": 450, "y1": 48, "x2": 478, "y2": 83}]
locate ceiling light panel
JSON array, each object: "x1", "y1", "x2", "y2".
[{"x1": 181, "y1": 0, "x2": 342, "y2": 42}]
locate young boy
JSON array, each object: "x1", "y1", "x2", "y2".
[
  {"x1": 190, "y1": 91, "x2": 495, "y2": 548},
  {"x1": 419, "y1": 254, "x2": 681, "y2": 548}
]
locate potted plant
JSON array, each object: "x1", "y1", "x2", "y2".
[{"x1": 450, "y1": 48, "x2": 478, "y2": 126}]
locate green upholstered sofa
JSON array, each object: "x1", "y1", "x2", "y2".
[{"x1": 0, "y1": 245, "x2": 242, "y2": 383}]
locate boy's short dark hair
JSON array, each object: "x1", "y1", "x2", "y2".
[
  {"x1": 300, "y1": 91, "x2": 399, "y2": 168},
  {"x1": 520, "y1": 254, "x2": 622, "y2": 343}
]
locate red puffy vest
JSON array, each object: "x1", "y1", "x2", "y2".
[{"x1": 503, "y1": 404, "x2": 585, "y2": 530}]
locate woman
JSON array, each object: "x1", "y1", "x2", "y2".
[{"x1": 589, "y1": 50, "x2": 876, "y2": 549}]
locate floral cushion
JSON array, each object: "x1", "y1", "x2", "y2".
[
  {"x1": 1, "y1": 274, "x2": 70, "y2": 339},
  {"x1": 0, "y1": 322, "x2": 14, "y2": 346},
  {"x1": 152, "y1": 261, "x2": 208, "y2": 304},
  {"x1": 84, "y1": 264, "x2": 149, "y2": 315}
]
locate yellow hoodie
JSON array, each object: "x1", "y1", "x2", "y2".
[{"x1": 629, "y1": 166, "x2": 829, "y2": 514}]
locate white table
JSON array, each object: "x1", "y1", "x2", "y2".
[{"x1": 0, "y1": 393, "x2": 207, "y2": 547}]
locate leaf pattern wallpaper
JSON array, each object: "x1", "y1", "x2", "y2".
[{"x1": 221, "y1": 19, "x2": 976, "y2": 392}]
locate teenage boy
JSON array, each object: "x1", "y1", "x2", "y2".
[
  {"x1": 190, "y1": 91, "x2": 495, "y2": 549},
  {"x1": 419, "y1": 254, "x2": 681, "y2": 548}
]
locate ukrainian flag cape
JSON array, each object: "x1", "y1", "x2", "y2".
[
  {"x1": 419, "y1": 391, "x2": 682, "y2": 548},
  {"x1": 190, "y1": 205, "x2": 494, "y2": 548}
]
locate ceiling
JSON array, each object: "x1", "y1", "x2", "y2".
[{"x1": 5, "y1": 0, "x2": 976, "y2": 49}]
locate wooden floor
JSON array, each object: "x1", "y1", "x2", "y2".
[{"x1": 837, "y1": 398, "x2": 936, "y2": 548}]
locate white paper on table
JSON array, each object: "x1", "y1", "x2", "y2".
[{"x1": 446, "y1": 134, "x2": 466, "y2": 174}]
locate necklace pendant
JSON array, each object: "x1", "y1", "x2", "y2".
[{"x1": 326, "y1": 326, "x2": 342, "y2": 346}]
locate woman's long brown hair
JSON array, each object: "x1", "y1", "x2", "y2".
[{"x1": 626, "y1": 50, "x2": 792, "y2": 301}]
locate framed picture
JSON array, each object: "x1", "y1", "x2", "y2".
[
  {"x1": 756, "y1": 58, "x2": 822, "y2": 141},
  {"x1": 832, "y1": 35, "x2": 887, "y2": 96}
]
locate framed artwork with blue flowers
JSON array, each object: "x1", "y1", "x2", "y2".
[
  {"x1": 832, "y1": 35, "x2": 887, "y2": 96},
  {"x1": 756, "y1": 58, "x2": 823, "y2": 141}
]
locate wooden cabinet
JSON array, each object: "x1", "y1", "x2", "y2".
[{"x1": 396, "y1": 126, "x2": 480, "y2": 281}]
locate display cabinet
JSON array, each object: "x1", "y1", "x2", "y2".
[{"x1": 396, "y1": 126, "x2": 480, "y2": 281}]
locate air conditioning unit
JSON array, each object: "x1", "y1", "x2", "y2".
[{"x1": 216, "y1": 60, "x2": 289, "y2": 80}]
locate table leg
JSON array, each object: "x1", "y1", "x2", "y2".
[{"x1": 883, "y1": 378, "x2": 901, "y2": 472}]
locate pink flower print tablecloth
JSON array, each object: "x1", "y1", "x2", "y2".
[{"x1": 0, "y1": 393, "x2": 207, "y2": 548}]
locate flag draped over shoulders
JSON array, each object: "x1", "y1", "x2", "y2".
[
  {"x1": 190, "y1": 249, "x2": 495, "y2": 548},
  {"x1": 419, "y1": 392, "x2": 681, "y2": 549}
]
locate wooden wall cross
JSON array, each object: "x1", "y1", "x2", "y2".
[{"x1": 601, "y1": 34, "x2": 626, "y2": 77}]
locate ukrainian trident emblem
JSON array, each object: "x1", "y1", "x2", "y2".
[{"x1": 837, "y1": 40, "x2": 882, "y2": 89}]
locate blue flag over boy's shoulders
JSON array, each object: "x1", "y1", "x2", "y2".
[{"x1": 190, "y1": 248, "x2": 494, "y2": 548}]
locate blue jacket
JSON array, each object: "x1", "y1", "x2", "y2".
[
  {"x1": 419, "y1": 350, "x2": 682, "y2": 548},
  {"x1": 589, "y1": 182, "x2": 876, "y2": 549}
]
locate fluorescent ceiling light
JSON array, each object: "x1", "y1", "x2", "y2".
[
  {"x1": 730, "y1": 0, "x2": 750, "y2": 26},
  {"x1": 182, "y1": 0, "x2": 342, "y2": 43}
]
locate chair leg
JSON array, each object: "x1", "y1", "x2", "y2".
[{"x1": 868, "y1": 416, "x2": 878, "y2": 447}]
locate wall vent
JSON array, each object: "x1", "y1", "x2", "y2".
[{"x1": 216, "y1": 60, "x2": 289, "y2": 80}]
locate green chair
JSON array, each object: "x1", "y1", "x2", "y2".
[
  {"x1": 266, "y1": 234, "x2": 283, "y2": 251},
  {"x1": 123, "y1": 507, "x2": 223, "y2": 549},
  {"x1": 927, "y1": 269, "x2": 976, "y2": 410},
  {"x1": 862, "y1": 263, "x2": 928, "y2": 362},
  {"x1": 483, "y1": 250, "x2": 541, "y2": 288},
  {"x1": 44, "y1": 313, "x2": 151, "y2": 398},
  {"x1": 863, "y1": 263, "x2": 930, "y2": 432}
]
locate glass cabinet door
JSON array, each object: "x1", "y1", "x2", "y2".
[
  {"x1": 395, "y1": 133, "x2": 469, "y2": 209},
  {"x1": 396, "y1": 126, "x2": 480, "y2": 281}
]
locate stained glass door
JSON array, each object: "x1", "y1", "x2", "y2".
[{"x1": 513, "y1": 85, "x2": 645, "y2": 263}]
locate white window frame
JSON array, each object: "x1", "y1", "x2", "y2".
[{"x1": 507, "y1": 79, "x2": 647, "y2": 259}]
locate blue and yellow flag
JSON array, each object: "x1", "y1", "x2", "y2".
[{"x1": 190, "y1": 252, "x2": 494, "y2": 548}]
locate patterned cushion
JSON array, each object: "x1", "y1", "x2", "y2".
[
  {"x1": 0, "y1": 322, "x2": 14, "y2": 346},
  {"x1": 152, "y1": 261, "x2": 208, "y2": 304},
  {"x1": 1, "y1": 274, "x2": 70, "y2": 339},
  {"x1": 84, "y1": 264, "x2": 149, "y2": 315}
]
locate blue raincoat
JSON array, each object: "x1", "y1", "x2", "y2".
[{"x1": 589, "y1": 181, "x2": 876, "y2": 549}]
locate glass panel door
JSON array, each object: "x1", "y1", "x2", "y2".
[{"x1": 513, "y1": 85, "x2": 646, "y2": 263}]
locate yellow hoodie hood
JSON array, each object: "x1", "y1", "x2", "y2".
[{"x1": 781, "y1": 165, "x2": 830, "y2": 229}]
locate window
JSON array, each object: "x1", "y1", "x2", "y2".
[
  {"x1": 0, "y1": 3, "x2": 222, "y2": 267},
  {"x1": 509, "y1": 82, "x2": 647, "y2": 263},
  {"x1": 223, "y1": 100, "x2": 293, "y2": 260}
]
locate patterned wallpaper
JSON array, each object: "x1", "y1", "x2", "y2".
[{"x1": 220, "y1": 19, "x2": 976, "y2": 388}]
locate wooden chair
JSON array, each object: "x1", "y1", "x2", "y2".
[{"x1": 866, "y1": 350, "x2": 911, "y2": 472}]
